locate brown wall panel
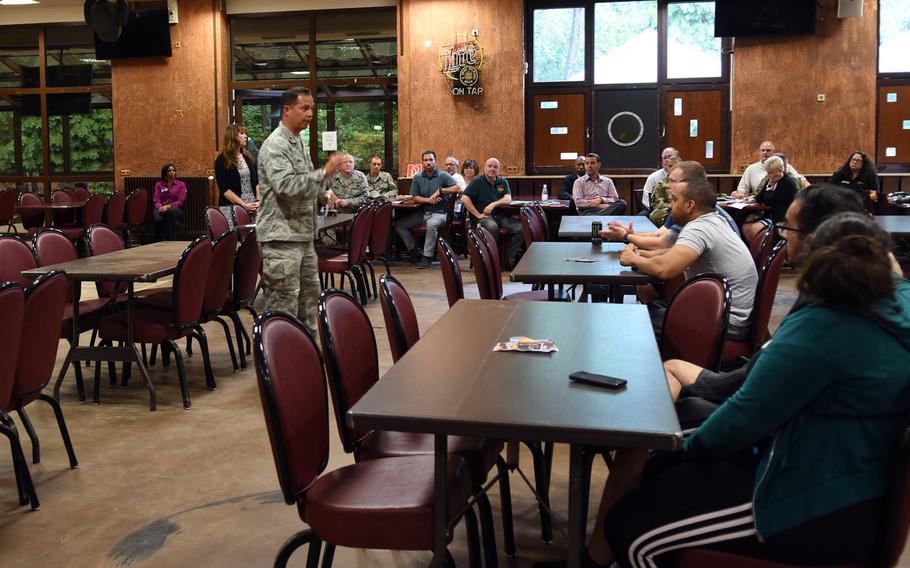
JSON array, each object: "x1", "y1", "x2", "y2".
[
  {"x1": 878, "y1": 86, "x2": 910, "y2": 166},
  {"x1": 731, "y1": 3, "x2": 877, "y2": 175},
  {"x1": 398, "y1": 0, "x2": 525, "y2": 175},
  {"x1": 113, "y1": 0, "x2": 222, "y2": 189},
  {"x1": 666, "y1": 90, "x2": 723, "y2": 169}
]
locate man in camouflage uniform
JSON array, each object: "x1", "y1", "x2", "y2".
[
  {"x1": 257, "y1": 86, "x2": 343, "y2": 332},
  {"x1": 329, "y1": 154, "x2": 370, "y2": 213},
  {"x1": 366, "y1": 154, "x2": 399, "y2": 201}
]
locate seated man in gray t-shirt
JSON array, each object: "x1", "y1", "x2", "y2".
[{"x1": 619, "y1": 175, "x2": 758, "y2": 339}]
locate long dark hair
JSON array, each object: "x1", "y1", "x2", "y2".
[
  {"x1": 160, "y1": 163, "x2": 175, "y2": 181},
  {"x1": 836, "y1": 151, "x2": 876, "y2": 182}
]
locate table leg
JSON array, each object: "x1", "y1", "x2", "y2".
[
  {"x1": 548, "y1": 283, "x2": 555, "y2": 301},
  {"x1": 431, "y1": 433, "x2": 448, "y2": 567},
  {"x1": 53, "y1": 279, "x2": 83, "y2": 402},
  {"x1": 567, "y1": 443, "x2": 585, "y2": 568},
  {"x1": 126, "y1": 284, "x2": 157, "y2": 411}
]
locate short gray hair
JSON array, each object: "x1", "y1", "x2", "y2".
[{"x1": 764, "y1": 156, "x2": 785, "y2": 173}]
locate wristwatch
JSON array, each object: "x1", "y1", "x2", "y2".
[{"x1": 622, "y1": 233, "x2": 631, "y2": 244}]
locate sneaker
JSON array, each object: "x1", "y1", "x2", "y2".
[{"x1": 417, "y1": 255, "x2": 431, "y2": 269}]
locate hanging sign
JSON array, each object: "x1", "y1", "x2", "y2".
[{"x1": 438, "y1": 33, "x2": 484, "y2": 96}]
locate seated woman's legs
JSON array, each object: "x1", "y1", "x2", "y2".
[
  {"x1": 663, "y1": 359, "x2": 704, "y2": 401},
  {"x1": 742, "y1": 221, "x2": 765, "y2": 243},
  {"x1": 165, "y1": 206, "x2": 184, "y2": 240},
  {"x1": 152, "y1": 208, "x2": 166, "y2": 242}
]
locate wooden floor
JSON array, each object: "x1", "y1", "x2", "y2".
[{"x1": 0, "y1": 251, "x2": 904, "y2": 567}]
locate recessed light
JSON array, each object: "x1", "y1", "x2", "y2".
[
  {"x1": 290, "y1": 71, "x2": 309, "y2": 75},
  {"x1": 0, "y1": 0, "x2": 40, "y2": 5}
]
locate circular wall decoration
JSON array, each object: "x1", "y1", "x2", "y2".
[{"x1": 607, "y1": 111, "x2": 644, "y2": 147}]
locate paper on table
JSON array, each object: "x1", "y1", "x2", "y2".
[
  {"x1": 565, "y1": 257, "x2": 597, "y2": 263},
  {"x1": 724, "y1": 202, "x2": 750, "y2": 209},
  {"x1": 493, "y1": 336, "x2": 559, "y2": 353}
]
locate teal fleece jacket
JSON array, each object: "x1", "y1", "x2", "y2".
[{"x1": 685, "y1": 276, "x2": 910, "y2": 537}]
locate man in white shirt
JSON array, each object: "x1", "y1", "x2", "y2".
[
  {"x1": 444, "y1": 156, "x2": 467, "y2": 190},
  {"x1": 736, "y1": 140, "x2": 806, "y2": 196},
  {"x1": 571, "y1": 153, "x2": 626, "y2": 215},
  {"x1": 641, "y1": 147, "x2": 680, "y2": 214}
]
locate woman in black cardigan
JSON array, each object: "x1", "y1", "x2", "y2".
[
  {"x1": 215, "y1": 123, "x2": 258, "y2": 228},
  {"x1": 830, "y1": 151, "x2": 880, "y2": 204}
]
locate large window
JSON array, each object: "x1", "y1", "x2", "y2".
[
  {"x1": 230, "y1": 8, "x2": 398, "y2": 174},
  {"x1": 877, "y1": 0, "x2": 910, "y2": 171},
  {"x1": 0, "y1": 25, "x2": 114, "y2": 193},
  {"x1": 879, "y1": 0, "x2": 910, "y2": 74},
  {"x1": 594, "y1": 1, "x2": 657, "y2": 84}
]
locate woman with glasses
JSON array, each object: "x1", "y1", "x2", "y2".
[
  {"x1": 461, "y1": 159, "x2": 480, "y2": 186},
  {"x1": 152, "y1": 163, "x2": 186, "y2": 241},
  {"x1": 830, "y1": 151, "x2": 879, "y2": 204},
  {"x1": 742, "y1": 155, "x2": 799, "y2": 243}
]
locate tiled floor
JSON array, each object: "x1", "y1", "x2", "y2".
[{"x1": 0, "y1": 252, "x2": 904, "y2": 567}]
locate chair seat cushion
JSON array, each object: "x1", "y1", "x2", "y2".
[
  {"x1": 303, "y1": 455, "x2": 472, "y2": 551},
  {"x1": 60, "y1": 298, "x2": 118, "y2": 338},
  {"x1": 318, "y1": 254, "x2": 351, "y2": 272},
  {"x1": 504, "y1": 289, "x2": 571, "y2": 302},
  {"x1": 359, "y1": 431, "x2": 503, "y2": 488},
  {"x1": 99, "y1": 304, "x2": 191, "y2": 344},
  {"x1": 676, "y1": 549, "x2": 864, "y2": 568},
  {"x1": 721, "y1": 339, "x2": 753, "y2": 362}
]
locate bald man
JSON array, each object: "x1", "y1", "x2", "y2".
[
  {"x1": 736, "y1": 140, "x2": 805, "y2": 196},
  {"x1": 461, "y1": 158, "x2": 523, "y2": 267}
]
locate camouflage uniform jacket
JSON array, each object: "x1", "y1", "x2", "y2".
[
  {"x1": 648, "y1": 178, "x2": 671, "y2": 226},
  {"x1": 256, "y1": 122, "x2": 328, "y2": 242},
  {"x1": 329, "y1": 169, "x2": 370, "y2": 207},
  {"x1": 367, "y1": 170, "x2": 399, "y2": 201}
]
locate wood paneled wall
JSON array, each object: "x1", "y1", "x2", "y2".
[
  {"x1": 112, "y1": 0, "x2": 225, "y2": 188},
  {"x1": 730, "y1": 3, "x2": 878, "y2": 175},
  {"x1": 398, "y1": 0, "x2": 525, "y2": 175}
]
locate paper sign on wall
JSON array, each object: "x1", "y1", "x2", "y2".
[
  {"x1": 560, "y1": 152, "x2": 579, "y2": 160},
  {"x1": 406, "y1": 163, "x2": 422, "y2": 177},
  {"x1": 673, "y1": 98, "x2": 683, "y2": 116},
  {"x1": 705, "y1": 140, "x2": 714, "y2": 159},
  {"x1": 540, "y1": 101, "x2": 559, "y2": 109},
  {"x1": 322, "y1": 131, "x2": 337, "y2": 152},
  {"x1": 550, "y1": 127, "x2": 568, "y2": 135},
  {"x1": 887, "y1": 92, "x2": 898, "y2": 103},
  {"x1": 886, "y1": 147, "x2": 898, "y2": 157},
  {"x1": 689, "y1": 119, "x2": 698, "y2": 138},
  {"x1": 903, "y1": 120, "x2": 910, "y2": 130}
]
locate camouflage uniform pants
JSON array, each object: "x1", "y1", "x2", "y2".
[{"x1": 260, "y1": 240, "x2": 321, "y2": 333}]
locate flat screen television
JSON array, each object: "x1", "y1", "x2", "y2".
[
  {"x1": 94, "y1": 8, "x2": 172, "y2": 59},
  {"x1": 21, "y1": 65, "x2": 93, "y2": 88},
  {"x1": 20, "y1": 94, "x2": 93, "y2": 116},
  {"x1": 714, "y1": 0, "x2": 816, "y2": 37}
]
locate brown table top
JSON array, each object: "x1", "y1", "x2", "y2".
[
  {"x1": 22, "y1": 241, "x2": 190, "y2": 282},
  {"x1": 717, "y1": 200, "x2": 769, "y2": 213},
  {"x1": 391, "y1": 198, "x2": 420, "y2": 209},
  {"x1": 17, "y1": 200, "x2": 87, "y2": 210},
  {"x1": 501, "y1": 199, "x2": 571, "y2": 210},
  {"x1": 348, "y1": 300, "x2": 682, "y2": 449},
  {"x1": 558, "y1": 215, "x2": 657, "y2": 237},
  {"x1": 236, "y1": 213, "x2": 354, "y2": 233},
  {"x1": 876, "y1": 215, "x2": 910, "y2": 237},
  {"x1": 511, "y1": 241, "x2": 653, "y2": 286}
]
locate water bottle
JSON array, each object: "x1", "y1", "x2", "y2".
[{"x1": 541, "y1": 184, "x2": 549, "y2": 202}]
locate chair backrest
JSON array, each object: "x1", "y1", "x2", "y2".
[
  {"x1": 0, "y1": 235, "x2": 38, "y2": 287},
  {"x1": 104, "y1": 190, "x2": 127, "y2": 228},
  {"x1": 466, "y1": 228, "x2": 496, "y2": 300},
  {"x1": 533, "y1": 203, "x2": 550, "y2": 241},
  {"x1": 14, "y1": 270, "x2": 67, "y2": 402},
  {"x1": 346, "y1": 203, "x2": 374, "y2": 265},
  {"x1": 202, "y1": 230, "x2": 238, "y2": 316},
  {"x1": 369, "y1": 200, "x2": 393, "y2": 255},
  {"x1": 82, "y1": 193, "x2": 105, "y2": 228},
  {"x1": 34, "y1": 227, "x2": 78, "y2": 299},
  {"x1": 232, "y1": 204, "x2": 252, "y2": 227},
  {"x1": 51, "y1": 190, "x2": 71, "y2": 204},
  {"x1": 661, "y1": 273, "x2": 731, "y2": 371},
  {"x1": 748, "y1": 225, "x2": 772, "y2": 269},
  {"x1": 378, "y1": 274, "x2": 420, "y2": 363},
  {"x1": 317, "y1": 288, "x2": 380, "y2": 454},
  {"x1": 477, "y1": 226, "x2": 504, "y2": 298},
  {"x1": 0, "y1": 187, "x2": 16, "y2": 224},
  {"x1": 86, "y1": 224, "x2": 127, "y2": 298},
  {"x1": 232, "y1": 228, "x2": 261, "y2": 307},
  {"x1": 62, "y1": 188, "x2": 77, "y2": 200},
  {"x1": 125, "y1": 188, "x2": 148, "y2": 226},
  {"x1": 73, "y1": 187, "x2": 90, "y2": 201},
  {"x1": 18, "y1": 192, "x2": 44, "y2": 231},
  {"x1": 441, "y1": 191, "x2": 459, "y2": 239},
  {"x1": 253, "y1": 311, "x2": 329, "y2": 506},
  {"x1": 0, "y1": 282, "x2": 25, "y2": 410},
  {"x1": 748, "y1": 240, "x2": 788, "y2": 346},
  {"x1": 205, "y1": 206, "x2": 231, "y2": 240},
  {"x1": 520, "y1": 206, "x2": 545, "y2": 248},
  {"x1": 633, "y1": 188, "x2": 645, "y2": 213},
  {"x1": 170, "y1": 236, "x2": 213, "y2": 328},
  {"x1": 437, "y1": 237, "x2": 465, "y2": 308}
]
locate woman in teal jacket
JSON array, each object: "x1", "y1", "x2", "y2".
[{"x1": 602, "y1": 212, "x2": 910, "y2": 567}]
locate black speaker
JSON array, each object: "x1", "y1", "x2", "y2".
[{"x1": 84, "y1": 0, "x2": 130, "y2": 43}]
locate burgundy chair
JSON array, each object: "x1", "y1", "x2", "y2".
[
  {"x1": 50, "y1": 190, "x2": 77, "y2": 229},
  {"x1": 98, "y1": 236, "x2": 213, "y2": 408},
  {"x1": 205, "y1": 206, "x2": 231, "y2": 240},
  {"x1": 364, "y1": 201, "x2": 393, "y2": 300},
  {"x1": 377, "y1": 274, "x2": 421, "y2": 364},
  {"x1": 85, "y1": 224, "x2": 128, "y2": 300},
  {"x1": 254, "y1": 310, "x2": 478, "y2": 568},
  {"x1": 533, "y1": 203, "x2": 551, "y2": 241},
  {"x1": 81, "y1": 193, "x2": 105, "y2": 229},
  {"x1": 61, "y1": 188, "x2": 77, "y2": 200},
  {"x1": 124, "y1": 188, "x2": 148, "y2": 247},
  {"x1": 0, "y1": 235, "x2": 38, "y2": 287},
  {"x1": 220, "y1": 228, "x2": 260, "y2": 369},
  {"x1": 194, "y1": 230, "x2": 241, "y2": 375},
  {"x1": 3, "y1": 271, "x2": 78, "y2": 510},
  {"x1": 468, "y1": 227, "x2": 566, "y2": 301},
  {"x1": 317, "y1": 205, "x2": 373, "y2": 305},
  {"x1": 0, "y1": 282, "x2": 33, "y2": 509},
  {"x1": 437, "y1": 237, "x2": 465, "y2": 308},
  {"x1": 660, "y1": 273, "x2": 731, "y2": 371},
  {"x1": 748, "y1": 225, "x2": 773, "y2": 270},
  {"x1": 0, "y1": 187, "x2": 16, "y2": 233},
  {"x1": 104, "y1": 190, "x2": 128, "y2": 237},
  {"x1": 519, "y1": 206, "x2": 545, "y2": 249},
  {"x1": 19, "y1": 193, "x2": 45, "y2": 236},
  {"x1": 722, "y1": 240, "x2": 788, "y2": 364},
  {"x1": 232, "y1": 203, "x2": 252, "y2": 227},
  {"x1": 73, "y1": 187, "x2": 90, "y2": 201}
]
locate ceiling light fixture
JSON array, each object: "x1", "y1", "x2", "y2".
[{"x1": 290, "y1": 71, "x2": 310, "y2": 75}]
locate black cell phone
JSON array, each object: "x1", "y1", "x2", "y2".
[{"x1": 569, "y1": 371, "x2": 628, "y2": 390}]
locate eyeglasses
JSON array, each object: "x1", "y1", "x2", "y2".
[
  {"x1": 445, "y1": 163, "x2": 457, "y2": 167},
  {"x1": 774, "y1": 222, "x2": 809, "y2": 237}
]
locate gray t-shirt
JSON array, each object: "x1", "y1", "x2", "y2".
[{"x1": 676, "y1": 212, "x2": 759, "y2": 329}]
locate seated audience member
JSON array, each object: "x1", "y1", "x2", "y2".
[
  {"x1": 461, "y1": 159, "x2": 480, "y2": 186},
  {"x1": 830, "y1": 150, "x2": 880, "y2": 203},
  {"x1": 328, "y1": 153, "x2": 369, "y2": 213},
  {"x1": 215, "y1": 124, "x2": 259, "y2": 229},
  {"x1": 560, "y1": 155, "x2": 587, "y2": 200},
  {"x1": 461, "y1": 157, "x2": 523, "y2": 267},
  {"x1": 592, "y1": 213, "x2": 910, "y2": 568},
  {"x1": 395, "y1": 149, "x2": 459, "y2": 268},
  {"x1": 664, "y1": 183, "x2": 868, "y2": 403},
  {"x1": 619, "y1": 175, "x2": 757, "y2": 339},
  {"x1": 572, "y1": 153, "x2": 626, "y2": 215},
  {"x1": 642, "y1": 147, "x2": 680, "y2": 222},
  {"x1": 735, "y1": 140, "x2": 807, "y2": 197},
  {"x1": 366, "y1": 154, "x2": 399, "y2": 201},
  {"x1": 153, "y1": 163, "x2": 187, "y2": 241},
  {"x1": 444, "y1": 156, "x2": 467, "y2": 190},
  {"x1": 742, "y1": 155, "x2": 799, "y2": 243}
]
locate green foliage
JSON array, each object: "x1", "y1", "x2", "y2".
[
  {"x1": 1, "y1": 108, "x2": 112, "y2": 175},
  {"x1": 594, "y1": 1, "x2": 657, "y2": 60},
  {"x1": 533, "y1": 7, "x2": 585, "y2": 82},
  {"x1": 0, "y1": 112, "x2": 14, "y2": 173},
  {"x1": 668, "y1": 2, "x2": 718, "y2": 52},
  {"x1": 880, "y1": 0, "x2": 910, "y2": 39}
]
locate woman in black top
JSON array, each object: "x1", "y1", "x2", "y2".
[
  {"x1": 214, "y1": 123, "x2": 258, "y2": 227},
  {"x1": 742, "y1": 155, "x2": 799, "y2": 243},
  {"x1": 829, "y1": 151, "x2": 879, "y2": 203}
]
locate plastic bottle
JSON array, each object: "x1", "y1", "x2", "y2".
[{"x1": 541, "y1": 184, "x2": 549, "y2": 202}]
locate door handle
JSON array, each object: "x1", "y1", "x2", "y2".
[{"x1": 586, "y1": 127, "x2": 591, "y2": 139}]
